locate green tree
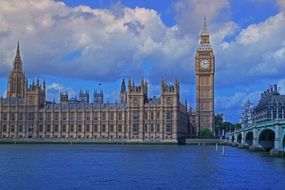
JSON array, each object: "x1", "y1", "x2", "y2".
[{"x1": 199, "y1": 128, "x2": 214, "y2": 137}]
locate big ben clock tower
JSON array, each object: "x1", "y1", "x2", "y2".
[{"x1": 195, "y1": 18, "x2": 215, "y2": 135}]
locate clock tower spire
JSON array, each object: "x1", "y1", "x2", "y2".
[{"x1": 195, "y1": 17, "x2": 215, "y2": 135}]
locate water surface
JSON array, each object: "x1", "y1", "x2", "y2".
[{"x1": 0, "y1": 145, "x2": 284, "y2": 190}]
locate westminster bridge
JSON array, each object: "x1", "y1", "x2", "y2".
[{"x1": 228, "y1": 119, "x2": 285, "y2": 153}]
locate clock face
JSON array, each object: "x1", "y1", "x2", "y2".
[{"x1": 200, "y1": 59, "x2": 210, "y2": 69}]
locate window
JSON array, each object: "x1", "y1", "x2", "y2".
[
  {"x1": 86, "y1": 112, "x2": 91, "y2": 121},
  {"x1": 77, "y1": 112, "x2": 82, "y2": 121},
  {"x1": 93, "y1": 113, "x2": 98, "y2": 121},
  {"x1": 54, "y1": 113, "x2": 59, "y2": 121},
  {"x1": 3, "y1": 113, "x2": 7, "y2": 121},
  {"x1": 54, "y1": 125, "x2": 59, "y2": 132},
  {"x1": 150, "y1": 124, "x2": 154, "y2": 132},
  {"x1": 39, "y1": 113, "x2": 43, "y2": 121},
  {"x1": 166, "y1": 124, "x2": 172, "y2": 134},
  {"x1": 167, "y1": 111, "x2": 172, "y2": 120},
  {"x1": 144, "y1": 124, "x2": 148, "y2": 132},
  {"x1": 19, "y1": 125, "x2": 23, "y2": 132},
  {"x1": 102, "y1": 125, "x2": 106, "y2": 132},
  {"x1": 78, "y1": 125, "x2": 82, "y2": 132},
  {"x1": 70, "y1": 112, "x2": 75, "y2": 121},
  {"x1": 11, "y1": 125, "x2": 15, "y2": 132},
  {"x1": 93, "y1": 125, "x2": 98, "y2": 132},
  {"x1": 46, "y1": 113, "x2": 51, "y2": 120},
  {"x1": 118, "y1": 125, "x2": 122, "y2": 132},
  {"x1": 70, "y1": 125, "x2": 74, "y2": 132},
  {"x1": 3, "y1": 125, "x2": 7, "y2": 132},
  {"x1": 110, "y1": 125, "x2": 114, "y2": 132},
  {"x1": 132, "y1": 111, "x2": 139, "y2": 120},
  {"x1": 132, "y1": 124, "x2": 139, "y2": 133},
  {"x1": 28, "y1": 125, "x2": 33, "y2": 132},
  {"x1": 47, "y1": 125, "x2": 51, "y2": 132},
  {"x1": 156, "y1": 124, "x2": 160, "y2": 132},
  {"x1": 118, "y1": 113, "x2": 122, "y2": 121},
  {"x1": 11, "y1": 113, "x2": 16, "y2": 121},
  {"x1": 62, "y1": 125, "x2": 66, "y2": 132},
  {"x1": 62, "y1": 113, "x2": 67, "y2": 121},
  {"x1": 102, "y1": 113, "x2": 106, "y2": 121},
  {"x1": 39, "y1": 125, "x2": 43, "y2": 132},
  {"x1": 150, "y1": 112, "x2": 154, "y2": 120},
  {"x1": 156, "y1": 112, "x2": 160, "y2": 118},
  {"x1": 19, "y1": 113, "x2": 23, "y2": 121},
  {"x1": 110, "y1": 113, "x2": 114, "y2": 120},
  {"x1": 28, "y1": 113, "x2": 34, "y2": 121},
  {"x1": 86, "y1": 125, "x2": 90, "y2": 132}
]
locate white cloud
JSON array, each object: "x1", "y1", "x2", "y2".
[
  {"x1": 0, "y1": 0, "x2": 238, "y2": 85},
  {"x1": 175, "y1": 0, "x2": 230, "y2": 36},
  {"x1": 47, "y1": 83, "x2": 76, "y2": 100},
  {"x1": 277, "y1": 79, "x2": 285, "y2": 94},
  {"x1": 277, "y1": 0, "x2": 285, "y2": 11},
  {"x1": 215, "y1": 12, "x2": 285, "y2": 86},
  {"x1": 0, "y1": 0, "x2": 285, "y2": 94}
]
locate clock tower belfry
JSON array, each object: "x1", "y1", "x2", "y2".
[{"x1": 195, "y1": 18, "x2": 215, "y2": 135}]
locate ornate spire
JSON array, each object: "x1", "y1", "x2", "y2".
[
  {"x1": 17, "y1": 41, "x2": 20, "y2": 55},
  {"x1": 13, "y1": 41, "x2": 23, "y2": 72},
  {"x1": 121, "y1": 78, "x2": 126, "y2": 93},
  {"x1": 201, "y1": 17, "x2": 209, "y2": 36},
  {"x1": 198, "y1": 17, "x2": 211, "y2": 50}
]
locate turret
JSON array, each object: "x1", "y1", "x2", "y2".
[
  {"x1": 25, "y1": 79, "x2": 46, "y2": 106},
  {"x1": 60, "y1": 92, "x2": 68, "y2": 103},
  {"x1": 94, "y1": 90, "x2": 103, "y2": 104},
  {"x1": 127, "y1": 78, "x2": 148, "y2": 106},
  {"x1": 120, "y1": 79, "x2": 127, "y2": 103},
  {"x1": 161, "y1": 80, "x2": 180, "y2": 107},
  {"x1": 79, "y1": 90, "x2": 89, "y2": 103}
]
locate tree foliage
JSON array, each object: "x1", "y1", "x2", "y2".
[{"x1": 199, "y1": 128, "x2": 214, "y2": 137}]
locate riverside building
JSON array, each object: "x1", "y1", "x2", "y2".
[{"x1": 0, "y1": 42, "x2": 189, "y2": 143}]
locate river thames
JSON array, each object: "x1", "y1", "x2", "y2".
[{"x1": 0, "y1": 145, "x2": 285, "y2": 190}]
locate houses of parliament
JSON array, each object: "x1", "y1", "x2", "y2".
[{"x1": 0, "y1": 19, "x2": 215, "y2": 142}]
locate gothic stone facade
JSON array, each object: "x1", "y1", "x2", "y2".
[{"x1": 0, "y1": 43, "x2": 188, "y2": 143}]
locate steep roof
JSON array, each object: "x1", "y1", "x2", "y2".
[{"x1": 254, "y1": 93, "x2": 285, "y2": 112}]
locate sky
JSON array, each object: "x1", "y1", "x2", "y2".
[{"x1": 0, "y1": 0, "x2": 285, "y2": 123}]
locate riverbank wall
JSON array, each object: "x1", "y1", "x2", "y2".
[{"x1": 0, "y1": 138, "x2": 180, "y2": 145}]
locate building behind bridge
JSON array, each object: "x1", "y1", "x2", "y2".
[
  {"x1": 240, "y1": 100, "x2": 254, "y2": 129},
  {"x1": 240, "y1": 85, "x2": 285, "y2": 128},
  {"x1": 253, "y1": 85, "x2": 285, "y2": 124},
  {"x1": 0, "y1": 43, "x2": 189, "y2": 143}
]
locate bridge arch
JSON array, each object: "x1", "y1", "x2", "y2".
[
  {"x1": 258, "y1": 129, "x2": 275, "y2": 151},
  {"x1": 231, "y1": 135, "x2": 234, "y2": 143},
  {"x1": 237, "y1": 133, "x2": 242, "y2": 144},
  {"x1": 245, "y1": 132, "x2": 253, "y2": 146}
]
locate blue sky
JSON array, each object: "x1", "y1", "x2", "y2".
[{"x1": 0, "y1": 0, "x2": 285, "y2": 122}]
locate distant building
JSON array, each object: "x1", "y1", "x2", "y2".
[
  {"x1": 188, "y1": 107, "x2": 197, "y2": 137},
  {"x1": 240, "y1": 100, "x2": 254, "y2": 128},
  {"x1": 215, "y1": 113, "x2": 224, "y2": 137},
  {"x1": 0, "y1": 43, "x2": 189, "y2": 143},
  {"x1": 253, "y1": 85, "x2": 285, "y2": 124}
]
